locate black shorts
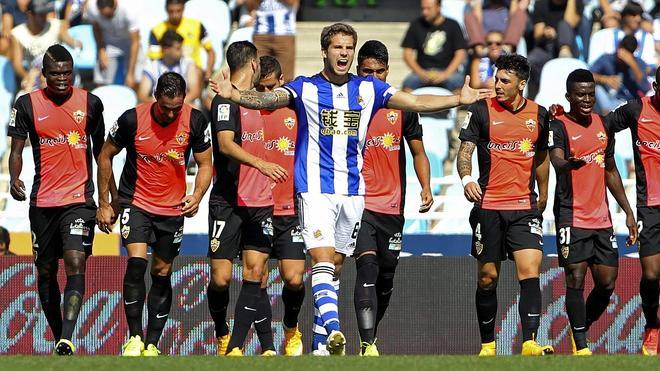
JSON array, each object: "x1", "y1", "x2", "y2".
[
  {"x1": 354, "y1": 209, "x2": 404, "y2": 267},
  {"x1": 272, "y1": 215, "x2": 305, "y2": 260},
  {"x1": 119, "y1": 204, "x2": 184, "y2": 261},
  {"x1": 469, "y1": 207, "x2": 544, "y2": 262},
  {"x1": 637, "y1": 206, "x2": 660, "y2": 258},
  {"x1": 555, "y1": 226, "x2": 619, "y2": 267},
  {"x1": 208, "y1": 204, "x2": 273, "y2": 260},
  {"x1": 29, "y1": 203, "x2": 96, "y2": 267}
]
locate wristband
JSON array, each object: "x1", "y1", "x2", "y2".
[{"x1": 461, "y1": 175, "x2": 475, "y2": 188}]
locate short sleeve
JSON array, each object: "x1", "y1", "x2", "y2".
[
  {"x1": 189, "y1": 109, "x2": 211, "y2": 153},
  {"x1": 87, "y1": 93, "x2": 105, "y2": 141},
  {"x1": 605, "y1": 127, "x2": 615, "y2": 159},
  {"x1": 126, "y1": 8, "x2": 140, "y2": 33},
  {"x1": 200, "y1": 23, "x2": 212, "y2": 49},
  {"x1": 448, "y1": 20, "x2": 467, "y2": 50},
  {"x1": 458, "y1": 100, "x2": 487, "y2": 143},
  {"x1": 7, "y1": 95, "x2": 32, "y2": 140},
  {"x1": 370, "y1": 76, "x2": 397, "y2": 111},
  {"x1": 402, "y1": 111, "x2": 423, "y2": 141},
  {"x1": 536, "y1": 107, "x2": 550, "y2": 151},
  {"x1": 108, "y1": 109, "x2": 137, "y2": 149},
  {"x1": 604, "y1": 99, "x2": 642, "y2": 133},
  {"x1": 210, "y1": 96, "x2": 240, "y2": 134},
  {"x1": 548, "y1": 120, "x2": 567, "y2": 153},
  {"x1": 281, "y1": 76, "x2": 305, "y2": 100},
  {"x1": 401, "y1": 20, "x2": 419, "y2": 49}
]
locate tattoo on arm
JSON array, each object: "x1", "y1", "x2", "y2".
[
  {"x1": 239, "y1": 89, "x2": 291, "y2": 110},
  {"x1": 457, "y1": 141, "x2": 476, "y2": 178}
]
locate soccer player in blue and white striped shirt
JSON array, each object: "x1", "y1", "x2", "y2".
[{"x1": 211, "y1": 22, "x2": 492, "y2": 355}]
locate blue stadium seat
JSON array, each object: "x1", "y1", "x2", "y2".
[
  {"x1": 0, "y1": 56, "x2": 16, "y2": 159},
  {"x1": 534, "y1": 58, "x2": 588, "y2": 110},
  {"x1": 65, "y1": 25, "x2": 97, "y2": 70},
  {"x1": 184, "y1": 0, "x2": 232, "y2": 71}
]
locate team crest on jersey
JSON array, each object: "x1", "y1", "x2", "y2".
[
  {"x1": 284, "y1": 116, "x2": 295, "y2": 130},
  {"x1": 356, "y1": 95, "x2": 366, "y2": 108},
  {"x1": 561, "y1": 245, "x2": 569, "y2": 259},
  {"x1": 525, "y1": 119, "x2": 536, "y2": 132},
  {"x1": 121, "y1": 225, "x2": 130, "y2": 239},
  {"x1": 597, "y1": 131, "x2": 607, "y2": 143},
  {"x1": 210, "y1": 238, "x2": 220, "y2": 252},
  {"x1": 176, "y1": 131, "x2": 188, "y2": 145},
  {"x1": 474, "y1": 241, "x2": 483, "y2": 255},
  {"x1": 386, "y1": 110, "x2": 398, "y2": 125},
  {"x1": 73, "y1": 110, "x2": 85, "y2": 124}
]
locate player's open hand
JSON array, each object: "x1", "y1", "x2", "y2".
[
  {"x1": 256, "y1": 159, "x2": 288, "y2": 183},
  {"x1": 209, "y1": 68, "x2": 233, "y2": 99},
  {"x1": 96, "y1": 204, "x2": 115, "y2": 234},
  {"x1": 459, "y1": 76, "x2": 494, "y2": 105},
  {"x1": 10, "y1": 178, "x2": 26, "y2": 201},
  {"x1": 463, "y1": 181, "x2": 482, "y2": 202},
  {"x1": 549, "y1": 104, "x2": 564, "y2": 119},
  {"x1": 181, "y1": 194, "x2": 201, "y2": 218},
  {"x1": 419, "y1": 188, "x2": 434, "y2": 213},
  {"x1": 625, "y1": 213, "x2": 638, "y2": 246}
]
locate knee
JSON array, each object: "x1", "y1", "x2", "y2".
[
  {"x1": 565, "y1": 269, "x2": 587, "y2": 289},
  {"x1": 243, "y1": 264, "x2": 264, "y2": 283},
  {"x1": 150, "y1": 261, "x2": 173, "y2": 277},
  {"x1": 596, "y1": 278, "x2": 616, "y2": 292},
  {"x1": 641, "y1": 267, "x2": 660, "y2": 282},
  {"x1": 282, "y1": 271, "x2": 304, "y2": 290},
  {"x1": 210, "y1": 271, "x2": 231, "y2": 290},
  {"x1": 478, "y1": 271, "x2": 499, "y2": 290}
]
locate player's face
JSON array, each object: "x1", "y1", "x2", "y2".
[
  {"x1": 357, "y1": 57, "x2": 389, "y2": 82},
  {"x1": 154, "y1": 95, "x2": 185, "y2": 124},
  {"x1": 43, "y1": 61, "x2": 74, "y2": 96},
  {"x1": 163, "y1": 41, "x2": 183, "y2": 63},
  {"x1": 566, "y1": 82, "x2": 596, "y2": 117},
  {"x1": 421, "y1": 0, "x2": 440, "y2": 23},
  {"x1": 167, "y1": 3, "x2": 184, "y2": 26},
  {"x1": 256, "y1": 72, "x2": 284, "y2": 92},
  {"x1": 494, "y1": 69, "x2": 525, "y2": 104},
  {"x1": 322, "y1": 33, "x2": 355, "y2": 77}
]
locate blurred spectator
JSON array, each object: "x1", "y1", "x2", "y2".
[
  {"x1": 1, "y1": 0, "x2": 58, "y2": 55},
  {"x1": 591, "y1": 34, "x2": 649, "y2": 114},
  {"x1": 469, "y1": 30, "x2": 503, "y2": 89},
  {"x1": 0, "y1": 226, "x2": 13, "y2": 256},
  {"x1": 85, "y1": 0, "x2": 139, "y2": 88},
  {"x1": 250, "y1": 0, "x2": 298, "y2": 82},
  {"x1": 314, "y1": 0, "x2": 378, "y2": 6},
  {"x1": 10, "y1": 0, "x2": 78, "y2": 92},
  {"x1": 464, "y1": 0, "x2": 529, "y2": 55},
  {"x1": 139, "y1": 30, "x2": 201, "y2": 107},
  {"x1": 147, "y1": 0, "x2": 215, "y2": 82},
  {"x1": 527, "y1": 0, "x2": 583, "y2": 99},
  {"x1": 401, "y1": 0, "x2": 467, "y2": 92},
  {"x1": 59, "y1": 0, "x2": 87, "y2": 28}
]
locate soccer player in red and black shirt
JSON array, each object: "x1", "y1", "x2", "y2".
[
  {"x1": 207, "y1": 41, "x2": 287, "y2": 356},
  {"x1": 257, "y1": 55, "x2": 305, "y2": 356},
  {"x1": 353, "y1": 40, "x2": 433, "y2": 356},
  {"x1": 96, "y1": 72, "x2": 213, "y2": 356},
  {"x1": 549, "y1": 69, "x2": 637, "y2": 355},
  {"x1": 604, "y1": 66, "x2": 660, "y2": 355},
  {"x1": 457, "y1": 54, "x2": 554, "y2": 356},
  {"x1": 8, "y1": 45, "x2": 108, "y2": 355}
]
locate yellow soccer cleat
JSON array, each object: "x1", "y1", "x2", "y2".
[
  {"x1": 121, "y1": 335, "x2": 144, "y2": 357},
  {"x1": 360, "y1": 340, "x2": 379, "y2": 357},
  {"x1": 142, "y1": 344, "x2": 161, "y2": 357},
  {"x1": 217, "y1": 333, "x2": 231, "y2": 356},
  {"x1": 641, "y1": 327, "x2": 658, "y2": 356},
  {"x1": 283, "y1": 326, "x2": 303, "y2": 356},
  {"x1": 54, "y1": 339, "x2": 75, "y2": 356},
  {"x1": 521, "y1": 340, "x2": 554, "y2": 356},
  {"x1": 226, "y1": 347, "x2": 243, "y2": 356},
  {"x1": 261, "y1": 350, "x2": 277, "y2": 356},
  {"x1": 574, "y1": 348, "x2": 592, "y2": 356},
  {"x1": 478, "y1": 341, "x2": 496, "y2": 356},
  {"x1": 326, "y1": 330, "x2": 346, "y2": 356}
]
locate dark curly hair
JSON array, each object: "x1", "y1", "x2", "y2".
[
  {"x1": 494, "y1": 54, "x2": 530, "y2": 82},
  {"x1": 358, "y1": 40, "x2": 389, "y2": 66}
]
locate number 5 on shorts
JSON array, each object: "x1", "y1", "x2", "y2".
[
  {"x1": 211, "y1": 220, "x2": 226, "y2": 239},
  {"x1": 121, "y1": 208, "x2": 130, "y2": 224}
]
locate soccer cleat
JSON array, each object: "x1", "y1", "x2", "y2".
[
  {"x1": 521, "y1": 340, "x2": 554, "y2": 356},
  {"x1": 142, "y1": 344, "x2": 161, "y2": 356},
  {"x1": 574, "y1": 348, "x2": 592, "y2": 356},
  {"x1": 326, "y1": 330, "x2": 346, "y2": 356},
  {"x1": 312, "y1": 343, "x2": 330, "y2": 356},
  {"x1": 478, "y1": 341, "x2": 496, "y2": 356},
  {"x1": 641, "y1": 327, "x2": 659, "y2": 356},
  {"x1": 54, "y1": 339, "x2": 75, "y2": 355},
  {"x1": 121, "y1": 335, "x2": 144, "y2": 357},
  {"x1": 261, "y1": 350, "x2": 277, "y2": 356},
  {"x1": 216, "y1": 333, "x2": 230, "y2": 356},
  {"x1": 226, "y1": 347, "x2": 243, "y2": 356},
  {"x1": 283, "y1": 326, "x2": 303, "y2": 356},
  {"x1": 360, "y1": 340, "x2": 379, "y2": 356}
]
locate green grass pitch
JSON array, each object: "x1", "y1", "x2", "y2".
[{"x1": 0, "y1": 355, "x2": 656, "y2": 371}]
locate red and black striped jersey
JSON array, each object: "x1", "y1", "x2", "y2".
[
  {"x1": 8, "y1": 88, "x2": 104, "y2": 207},
  {"x1": 459, "y1": 97, "x2": 549, "y2": 210},
  {"x1": 109, "y1": 102, "x2": 210, "y2": 216},
  {"x1": 262, "y1": 107, "x2": 297, "y2": 216},
  {"x1": 605, "y1": 96, "x2": 660, "y2": 207},
  {"x1": 549, "y1": 114, "x2": 614, "y2": 229},
  {"x1": 209, "y1": 95, "x2": 273, "y2": 207},
  {"x1": 363, "y1": 109, "x2": 422, "y2": 215}
]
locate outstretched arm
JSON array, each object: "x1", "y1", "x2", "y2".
[
  {"x1": 387, "y1": 76, "x2": 492, "y2": 112},
  {"x1": 605, "y1": 157, "x2": 637, "y2": 245},
  {"x1": 209, "y1": 68, "x2": 292, "y2": 110}
]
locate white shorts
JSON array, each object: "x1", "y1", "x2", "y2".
[{"x1": 297, "y1": 192, "x2": 364, "y2": 256}]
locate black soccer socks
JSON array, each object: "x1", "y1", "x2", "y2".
[
  {"x1": 37, "y1": 269, "x2": 62, "y2": 340},
  {"x1": 282, "y1": 284, "x2": 305, "y2": 329},
  {"x1": 61, "y1": 274, "x2": 85, "y2": 341},
  {"x1": 374, "y1": 265, "x2": 396, "y2": 336},
  {"x1": 565, "y1": 287, "x2": 588, "y2": 350},
  {"x1": 145, "y1": 273, "x2": 173, "y2": 346},
  {"x1": 355, "y1": 254, "x2": 379, "y2": 345},
  {"x1": 519, "y1": 278, "x2": 541, "y2": 342},
  {"x1": 207, "y1": 284, "x2": 230, "y2": 338},
  {"x1": 226, "y1": 280, "x2": 262, "y2": 352},
  {"x1": 640, "y1": 277, "x2": 659, "y2": 329},
  {"x1": 585, "y1": 286, "x2": 614, "y2": 330},
  {"x1": 254, "y1": 288, "x2": 275, "y2": 352},
  {"x1": 123, "y1": 257, "x2": 148, "y2": 338},
  {"x1": 475, "y1": 286, "x2": 498, "y2": 343}
]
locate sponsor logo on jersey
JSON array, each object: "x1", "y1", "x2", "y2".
[
  {"x1": 265, "y1": 136, "x2": 295, "y2": 156},
  {"x1": 39, "y1": 131, "x2": 87, "y2": 149},
  {"x1": 578, "y1": 151, "x2": 605, "y2": 167},
  {"x1": 241, "y1": 129, "x2": 264, "y2": 142},
  {"x1": 320, "y1": 109, "x2": 360, "y2": 136},
  {"x1": 635, "y1": 139, "x2": 660, "y2": 150},
  {"x1": 365, "y1": 132, "x2": 401, "y2": 151},
  {"x1": 69, "y1": 218, "x2": 90, "y2": 237},
  {"x1": 487, "y1": 138, "x2": 535, "y2": 157}
]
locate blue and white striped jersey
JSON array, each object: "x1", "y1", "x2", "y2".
[
  {"x1": 254, "y1": 0, "x2": 296, "y2": 36},
  {"x1": 281, "y1": 73, "x2": 396, "y2": 195}
]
